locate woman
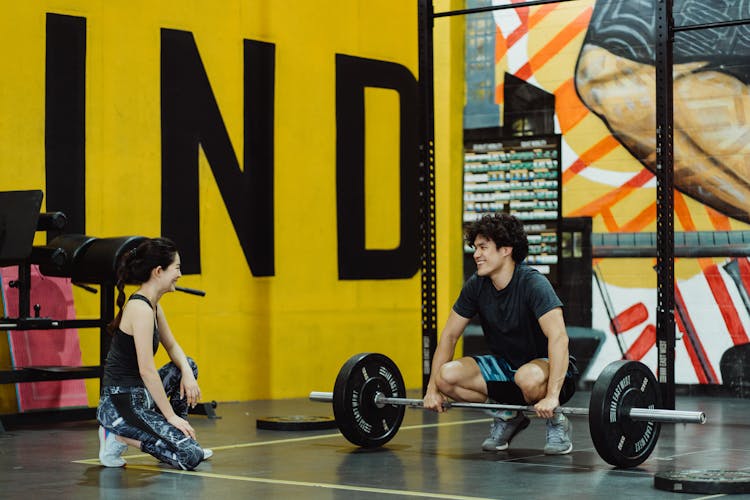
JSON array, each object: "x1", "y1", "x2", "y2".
[{"x1": 96, "y1": 237, "x2": 212, "y2": 470}]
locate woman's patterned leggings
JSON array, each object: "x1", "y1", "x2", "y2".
[{"x1": 97, "y1": 357, "x2": 205, "y2": 470}]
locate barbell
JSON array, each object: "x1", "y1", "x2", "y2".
[{"x1": 309, "y1": 352, "x2": 707, "y2": 468}]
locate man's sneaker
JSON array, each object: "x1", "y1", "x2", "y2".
[
  {"x1": 544, "y1": 413, "x2": 573, "y2": 455},
  {"x1": 481, "y1": 412, "x2": 530, "y2": 451},
  {"x1": 202, "y1": 448, "x2": 213, "y2": 460},
  {"x1": 98, "y1": 426, "x2": 128, "y2": 467}
]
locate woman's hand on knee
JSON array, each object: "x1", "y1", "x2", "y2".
[{"x1": 168, "y1": 414, "x2": 196, "y2": 439}]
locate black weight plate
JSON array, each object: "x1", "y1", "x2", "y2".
[
  {"x1": 654, "y1": 470, "x2": 750, "y2": 494},
  {"x1": 256, "y1": 416, "x2": 337, "y2": 431},
  {"x1": 332, "y1": 352, "x2": 406, "y2": 448},
  {"x1": 589, "y1": 360, "x2": 661, "y2": 468}
]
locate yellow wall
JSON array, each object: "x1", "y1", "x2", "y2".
[
  {"x1": 0, "y1": 0, "x2": 467, "y2": 411},
  {"x1": 433, "y1": 0, "x2": 466, "y2": 345}
]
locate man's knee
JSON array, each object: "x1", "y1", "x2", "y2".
[
  {"x1": 514, "y1": 363, "x2": 547, "y2": 401},
  {"x1": 435, "y1": 361, "x2": 459, "y2": 390},
  {"x1": 436, "y1": 360, "x2": 474, "y2": 394}
]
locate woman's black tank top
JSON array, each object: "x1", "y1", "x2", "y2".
[{"x1": 101, "y1": 294, "x2": 160, "y2": 387}]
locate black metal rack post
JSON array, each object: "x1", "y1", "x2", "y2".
[
  {"x1": 655, "y1": 0, "x2": 676, "y2": 409},
  {"x1": 418, "y1": 0, "x2": 438, "y2": 393}
]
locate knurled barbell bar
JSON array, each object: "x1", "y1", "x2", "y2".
[{"x1": 309, "y1": 352, "x2": 707, "y2": 468}]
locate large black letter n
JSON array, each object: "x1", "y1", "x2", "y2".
[{"x1": 161, "y1": 29, "x2": 275, "y2": 276}]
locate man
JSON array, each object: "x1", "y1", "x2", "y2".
[{"x1": 423, "y1": 213, "x2": 577, "y2": 454}]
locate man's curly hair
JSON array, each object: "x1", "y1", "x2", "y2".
[{"x1": 465, "y1": 213, "x2": 528, "y2": 263}]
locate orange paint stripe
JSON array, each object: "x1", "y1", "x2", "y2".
[
  {"x1": 495, "y1": 3, "x2": 528, "y2": 61},
  {"x1": 495, "y1": 0, "x2": 530, "y2": 61},
  {"x1": 704, "y1": 262, "x2": 750, "y2": 345},
  {"x1": 501, "y1": 0, "x2": 531, "y2": 58},
  {"x1": 555, "y1": 78, "x2": 589, "y2": 133},
  {"x1": 512, "y1": 0, "x2": 531, "y2": 20},
  {"x1": 561, "y1": 158, "x2": 587, "y2": 184},
  {"x1": 619, "y1": 202, "x2": 656, "y2": 233},
  {"x1": 675, "y1": 192, "x2": 713, "y2": 271},
  {"x1": 528, "y1": 3, "x2": 559, "y2": 29},
  {"x1": 732, "y1": 259, "x2": 750, "y2": 344},
  {"x1": 505, "y1": 22, "x2": 528, "y2": 48},
  {"x1": 495, "y1": 82, "x2": 505, "y2": 105},
  {"x1": 514, "y1": 63, "x2": 533, "y2": 83},
  {"x1": 600, "y1": 207, "x2": 618, "y2": 232},
  {"x1": 515, "y1": 7, "x2": 592, "y2": 81},
  {"x1": 625, "y1": 324, "x2": 656, "y2": 361},
  {"x1": 561, "y1": 135, "x2": 620, "y2": 184},
  {"x1": 495, "y1": 25, "x2": 507, "y2": 63},
  {"x1": 569, "y1": 169, "x2": 654, "y2": 217},
  {"x1": 706, "y1": 206, "x2": 731, "y2": 230},
  {"x1": 674, "y1": 191, "x2": 697, "y2": 232},
  {"x1": 639, "y1": 192, "x2": 747, "y2": 363}
]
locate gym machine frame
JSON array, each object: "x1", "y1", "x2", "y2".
[
  {"x1": 0, "y1": 190, "x2": 215, "y2": 431},
  {"x1": 0, "y1": 190, "x2": 106, "y2": 429}
]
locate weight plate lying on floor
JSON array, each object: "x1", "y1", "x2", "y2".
[
  {"x1": 256, "y1": 415, "x2": 337, "y2": 431},
  {"x1": 654, "y1": 470, "x2": 750, "y2": 494}
]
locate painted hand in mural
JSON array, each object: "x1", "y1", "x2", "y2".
[{"x1": 575, "y1": 0, "x2": 750, "y2": 223}]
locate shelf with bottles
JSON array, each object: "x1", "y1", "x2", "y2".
[{"x1": 462, "y1": 134, "x2": 561, "y2": 224}]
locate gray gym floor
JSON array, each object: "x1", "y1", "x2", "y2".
[{"x1": 1, "y1": 390, "x2": 749, "y2": 499}]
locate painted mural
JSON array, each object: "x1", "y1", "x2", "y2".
[{"x1": 465, "y1": 0, "x2": 750, "y2": 388}]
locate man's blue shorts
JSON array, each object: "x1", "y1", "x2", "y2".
[{"x1": 472, "y1": 354, "x2": 579, "y2": 405}]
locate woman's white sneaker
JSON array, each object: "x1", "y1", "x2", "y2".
[{"x1": 98, "y1": 426, "x2": 128, "y2": 467}]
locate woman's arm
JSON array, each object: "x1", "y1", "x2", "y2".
[
  {"x1": 129, "y1": 301, "x2": 196, "y2": 438},
  {"x1": 157, "y1": 305, "x2": 201, "y2": 408}
]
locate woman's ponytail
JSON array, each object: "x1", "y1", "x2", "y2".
[{"x1": 104, "y1": 238, "x2": 177, "y2": 335}]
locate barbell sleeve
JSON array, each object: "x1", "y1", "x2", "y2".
[
  {"x1": 310, "y1": 391, "x2": 337, "y2": 403},
  {"x1": 308, "y1": 391, "x2": 706, "y2": 425},
  {"x1": 628, "y1": 407, "x2": 706, "y2": 424}
]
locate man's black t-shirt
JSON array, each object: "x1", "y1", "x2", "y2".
[{"x1": 452, "y1": 264, "x2": 563, "y2": 369}]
